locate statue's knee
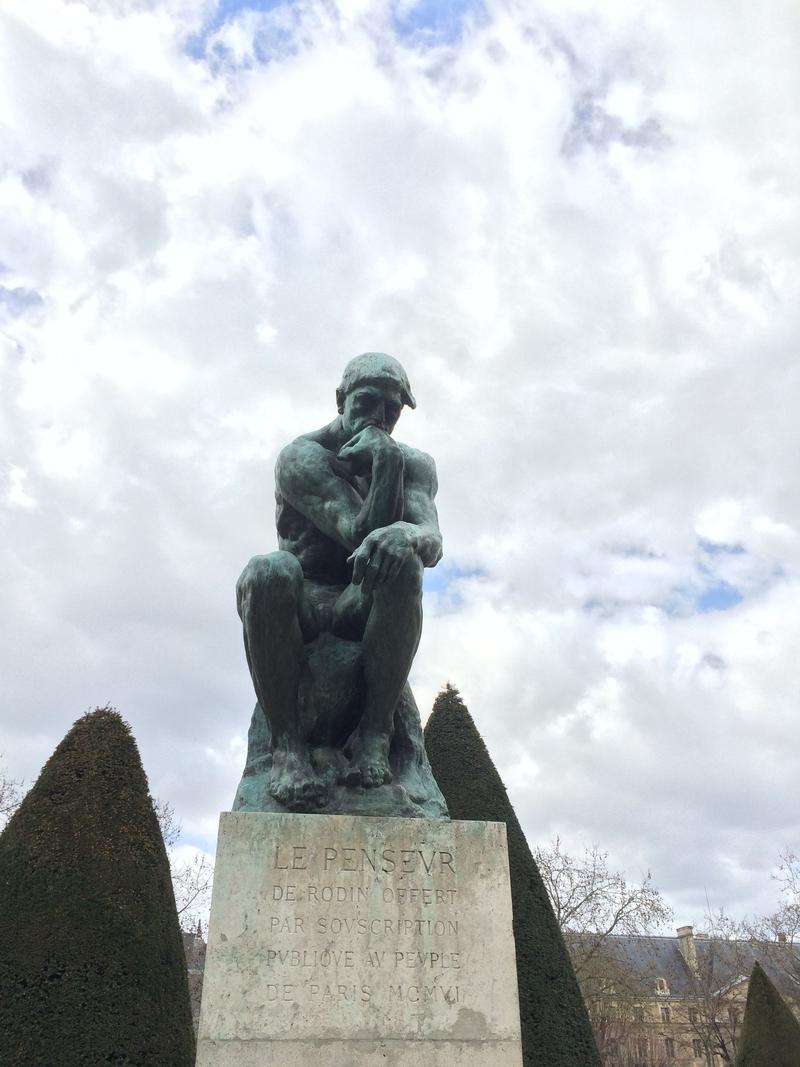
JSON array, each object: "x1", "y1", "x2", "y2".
[
  {"x1": 391, "y1": 554, "x2": 424, "y2": 595},
  {"x1": 237, "y1": 552, "x2": 302, "y2": 616}
]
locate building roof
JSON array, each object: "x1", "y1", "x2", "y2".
[{"x1": 577, "y1": 932, "x2": 800, "y2": 1001}]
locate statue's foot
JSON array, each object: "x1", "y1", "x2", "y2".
[
  {"x1": 270, "y1": 743, "x2": 328, "y2": 811},
  {"x1": 344, "y1": 730, "x2": 392, "y2": 789}
]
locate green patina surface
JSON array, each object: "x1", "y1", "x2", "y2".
[{"x1": 234, "y1": 354, "x2": 447, "y2": 820}]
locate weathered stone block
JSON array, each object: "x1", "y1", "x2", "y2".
[{"x1": 196, "y1": 812, "x2": 523, "y2": 1066}]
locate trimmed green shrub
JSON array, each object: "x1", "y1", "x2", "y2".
[
  {"x1": 425, "y1": 683, "x2": 601, "y2": 1067},
  {"x1": 0, "y1": 707, "x2": 195, "y2": 1066},
  {"x1": 735, "y1": 960, "x2": 800, "y2": 1067}
]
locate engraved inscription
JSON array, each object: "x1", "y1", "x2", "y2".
[
  {"x1": 271, "y1": 883, "x2": 457, "y2": 904},
  {"x1": 272, "y1": 843, "x2": 456, "y2": 876},
  {"x1": 389, "y1": 984, "x2": 461, "y2": 1004},
  {"x1": 258, "y1": 828, "x2": 471, "y2": 1016},
  {"x1": 316, "y1": 917, "x2": 458, "y2": 936}
]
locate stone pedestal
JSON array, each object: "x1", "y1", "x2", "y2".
[{"x1": 196, "y1": 812, "x2": 523, "y2": 1066}]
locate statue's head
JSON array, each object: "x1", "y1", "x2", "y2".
[{"x1": 336, "y1": 352, "x2": 416, "y2": 437}]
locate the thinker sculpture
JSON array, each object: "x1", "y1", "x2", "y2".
[{"x1": 233, "y1": 353, "x2": 448, "y2": 819}]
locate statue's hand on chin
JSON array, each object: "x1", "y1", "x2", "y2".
[{"x1": 337, "y1": 424, "x2": 398, "y2": 471}]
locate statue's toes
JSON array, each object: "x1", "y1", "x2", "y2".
[
  {"x1": 361, "y1": 762, "x2": 392, "y2": 789},
  {"x1": 303, "y1": 779, "x2": 328, "y2": 808},
  {"x1": 270, "y1": 774, "x2": 327, "y2": 812},
  {"x1": 282, "y1": 785, "x2": 312, "y2": 813},
  {"x1": 270, "y1": 778, "x2": 291, "y2": 805},
  {"x1": 341, "y1": 764, "x2": 391, "y2": 789}
]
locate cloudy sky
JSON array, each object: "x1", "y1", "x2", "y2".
[{"x1": 1, "y1": 0, "x2": 798, "y2": 929}]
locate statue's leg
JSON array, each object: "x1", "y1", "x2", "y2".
[
  {"x1": 335, "y1": 554, "x2": 424, "y2": 788},
  {"x1": 236, "y1": 552, "x2": 327, "y2": 810}
]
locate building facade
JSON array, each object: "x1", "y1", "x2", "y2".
[{"x1": 571, "y1": 925, "x2": 800, "y2": 1066}]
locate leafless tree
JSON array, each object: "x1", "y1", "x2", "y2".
[
  {"x1": 743, "y1": 849, "x2": 800, "y2": 1011},
  {"x1": 153, "y1": 797, "x2": 214, "y2": 933},
  {"x1": 0, "y1": 756, "x2": 23, "y2": 830},
  {"x1": 774, "y1": 848, "x2": 800, "y2": 941},
  {"x1": 153, "y1": 798, "x2": 182, "y2": 848},
  {"x1": 674, "y1": 909, "x2": 788, "y2": 1065},
  {"x1": 534, "y1": 836, "x2": 673, "y2": 979},
  {"x1": 756, "y1": 849, "x2": 800, "y2": 953},
  {"x1": 534, "y1": 837, "x2": 672, "y2": 1065}
]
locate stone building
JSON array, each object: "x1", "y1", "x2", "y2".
[
  {"x1": 574, "y1": 925, "x2": 800, "y2": 1066},
  {"x1": 182, "y1": 923, "x2": 207, "y2": 1034}
]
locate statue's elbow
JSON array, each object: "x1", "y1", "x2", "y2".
[{"x1": 429, "y1": 538, "x2": 444, "y2": 567}]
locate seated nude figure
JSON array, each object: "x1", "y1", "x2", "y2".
[{"x1": 236, "y1": 353, "x2": 442, "y2": 811}]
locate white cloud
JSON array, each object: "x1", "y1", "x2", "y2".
[{"x1": 0, "y1": 0, "x2": 798, "y2": 927}]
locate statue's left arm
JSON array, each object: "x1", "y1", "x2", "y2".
[
  {"x1": 349, "y1": 448, "x2": 442, "y2": 591},
  {"x1": 396, "y1": 447, "x2": 443, "y2": 567}
]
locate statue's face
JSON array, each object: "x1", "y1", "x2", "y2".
[{"x1": 341, "y1": 382, "x2": 403, "y2": 438}]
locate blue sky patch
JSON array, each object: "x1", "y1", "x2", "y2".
[
  {"x1": 185, "y1": 0, "x2": 484, "y2": 60},
  {"x1": 423, "y1": 562, "x2": 483, "y2": 596},
  {"x1": 182, "y1": 830, "x2": 215, "y2": 854},
  {"x1": 393, "y1": 0, "x2": 484, "y2": 45},
  {"x1": 185, "y1": 0, "x2": 288, "y2": 62},
  {"x1": 695, "y1": 580, "x2": 744, "y2": 613},
  {"x1": 687, "y1": 538, "x2": 748, "y2": 612},
  {"x1": 0, "y1": 285, "x2": 44, "y2": 318},
  {"x1": 699, "y1": 538, "x2": 746, "y2": 557}
]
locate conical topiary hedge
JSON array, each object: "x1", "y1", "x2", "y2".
[
  {"x1": 735, "y1": 960, "x2": 800, "y2": 1067},
  {"x1": 424, "y1": 683, "x2": 601, "y2": 1067},
  {"x1": 0, "y1": 707, "x2": 195, "y2": 1066}
]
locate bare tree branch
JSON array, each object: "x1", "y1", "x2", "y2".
[
  {"x1": 535, "y1": 836, "x2": 674, "y2": 1064},
  {"x1": 0, "y1": 756, "x2": 24, "y2": 830},
  {"x1": 152, "y1": 797, "x2": 181, "y2": 849},
  {"x1": 171, "y1": 852, "x2": 215, "y2": 922},
  {"x1": 153, "y1": 795, "x2": 214, "y2": 933},
  {"x1": 534, "y1": 836, "x2": 672, "y2": 979}
]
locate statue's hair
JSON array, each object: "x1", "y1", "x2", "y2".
[{"x1": 336, "y1": 352, "x2": 416, "y2": 413}]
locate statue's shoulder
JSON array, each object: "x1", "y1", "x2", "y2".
[
  {"x1": 398, "y1": 442, "x2": 436, "y2": 469},
  {"x1": 275, "y1": 429, "x2": 335, "y2": 497},
  {"x1": 397, "y1": 442, "x2": 438, "y2": 490},
  {"x1": 277, "y1": 427, "x2": 334, "y2": 465}
]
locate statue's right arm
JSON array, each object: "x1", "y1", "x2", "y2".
[{"x1": 275, "y1": 438, "x2": 403, "y2": 553}]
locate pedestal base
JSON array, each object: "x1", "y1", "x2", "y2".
[{"x1": 196, "y1": 812, "x2": 523, "y2": 1066}]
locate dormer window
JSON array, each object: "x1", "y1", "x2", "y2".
[{"x1": 655, "y1": 977, "x2": 670, "y2": 996}]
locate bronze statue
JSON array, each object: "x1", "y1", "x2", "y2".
[{"x1": 233, "y1": 353, "x2": 448, "y2": 819}]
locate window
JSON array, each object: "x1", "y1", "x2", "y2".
[
  {"x1": 660, "y1": 1005, "x2": 671, "y2": 1023},
  {"x1": 693, "y1": 1039, "x2": 703, "y2": 1058},
  {"x1": 665, "y1": 1037, "x2": 675, "y2": 1059},
  {"x1": 655, "y1": 977, "x2": 670, "y2": 995},
  {"x1": 633, "y1": 1006, "x2": 645, "y2": 1022},
  {"x1": 728, "y1": 1007, "x2": 740, "y2": 1026},
  {"x1": 689, "y1": 1008, "x2": 699, "y2": 1025}
]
